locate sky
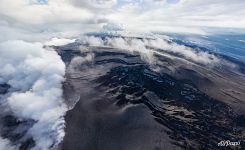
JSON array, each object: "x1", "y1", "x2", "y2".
[{"x1": 0, "y1": 0, "x2": 245, "y2": 42}]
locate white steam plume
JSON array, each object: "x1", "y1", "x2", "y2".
[{"x1": 0, "y1": 40, "x2": 66, "y2": 149}]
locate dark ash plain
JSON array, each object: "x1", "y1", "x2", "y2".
[{"x1": 56, "y1": 35, "x2": 245, "y2": 150}]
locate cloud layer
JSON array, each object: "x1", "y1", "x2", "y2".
[
  {"x1": 79, "y1": 35, "x2": 219, "y2": 65},
  {"x1": 0, "y1": 0, "x2": 245, "y2": 42}
]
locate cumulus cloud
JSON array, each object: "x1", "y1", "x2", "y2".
[{"x1": 0, "y1": 40, "x2": 66, "y2": 149}]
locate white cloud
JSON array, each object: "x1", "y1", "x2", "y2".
[
  {"x1": 0, "y1": 40, "x2": 66, "y2": 149},
  {"x1": 68, "y1": 53, "x2": 95, "y2": 72},
  {"x1": 145, "y1": 38, "x2": 219, "y2": 64},
  {"x1": 0, "y1": 0, "x2": 93, "y2": 25},
  {"x1": 79, "y1": 36, "x2": 219, "y2": 65},
  {"x1": 71, "y1": 0, "x2": 117, "y2": 9},
  {"x1": 107, "y1": 0, "x2": 245, "y2": 34},
  {"x1": 45, "y1": 37, "x2": 76, "y2": 46},
  {"x1": 0, "y1": 0, "x2": 104, "y2": 42},
  {"x1": 0, "y1": 0, "x2": 244, "y2": 42},
  {"x1": 0, "y1": 137, "x2": 15, "y2": 150},
  {"x1": 80, "y1": 36, "x2": 104, "y2": 46},
  {"x1": 102, "y1": 23, "x2": 124, "y2": 31}
]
